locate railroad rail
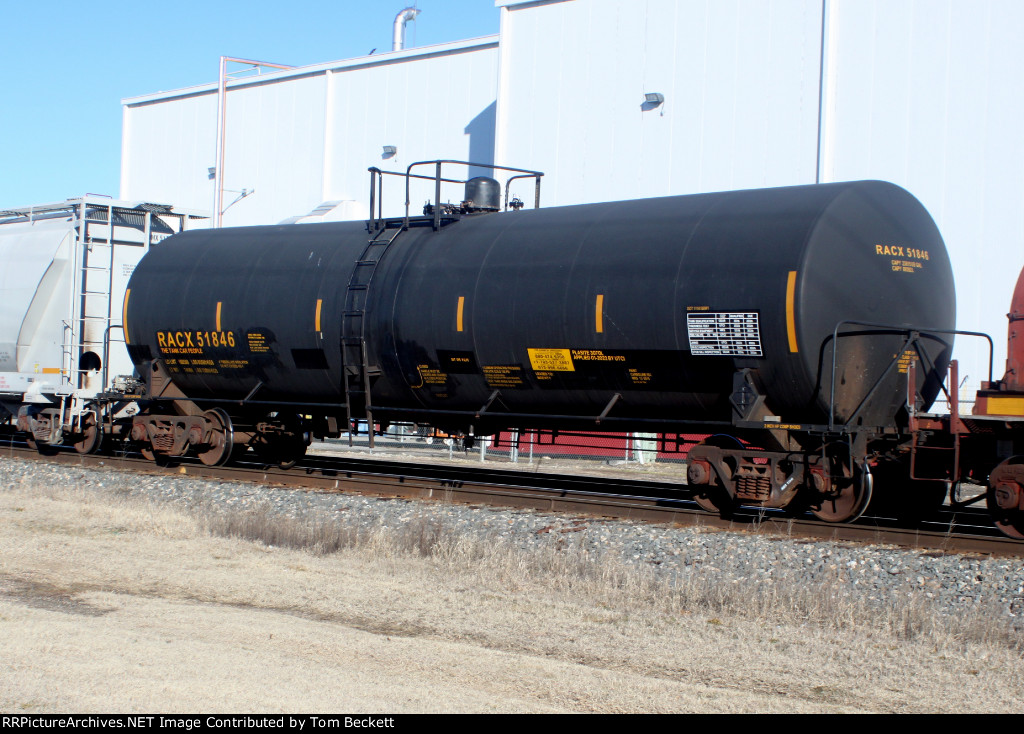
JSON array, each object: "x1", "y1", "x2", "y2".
[{"x1": 1, "y1": 438, "x2": 1020, "y2": 558}]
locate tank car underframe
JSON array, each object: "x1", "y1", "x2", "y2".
[
  {"x1": 12, "y1": 363, "x2": 1009, "y2": 531},
  {"x1": 118, "y1": 361, "x2": 315, "y2": 468},
  {"x1": 120, "y1": 354, "x2": 911, "y2": 522}
]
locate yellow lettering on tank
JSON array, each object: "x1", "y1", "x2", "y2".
[
  {"x1": 156, "y1": 329, "x2": 238, "y2": 355},
  {"x1": 875, "y1": 244, "x2": 930, "y2": 273}
]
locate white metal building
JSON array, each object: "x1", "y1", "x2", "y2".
[
  {"x1": 119, "y1": 0, "x2": 1024, "y2": 400},
  {"x1": 121, "y1": 36, "x2": 500, "y2": 228}
]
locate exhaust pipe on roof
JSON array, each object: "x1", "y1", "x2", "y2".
[{"x1": 393, "y1": 7, "x2": 421, "y2": 52}]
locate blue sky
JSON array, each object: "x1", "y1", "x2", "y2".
[{"x1": 0, "y1": 1, "x2": 499, "y2": 208}]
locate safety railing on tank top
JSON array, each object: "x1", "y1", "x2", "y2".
[{"x1": 366, "y1": 160, "x2": 544, "y2": 233}]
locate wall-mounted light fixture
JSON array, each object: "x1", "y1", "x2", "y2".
[
  {"x1": 382, "y1": 145, "x2": 397, "y2": 159},
  {"x1": 642, "y1": 92, "x2": 665, "y2": 111}
]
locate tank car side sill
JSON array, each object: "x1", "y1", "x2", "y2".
[
  {"x1": 370, "y1": 404, "x2": 734, "y2": 428},
  {"x1": 136, "y1": 395, "x2": 349, "y2": 410}
]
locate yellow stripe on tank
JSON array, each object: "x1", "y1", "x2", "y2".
[
  {"x1": 122, "y1": 289, "x2": 131, "y2": 345},
  {"x1": 315, "y1": 299, "x2": 323, "y2": 333},
  {"x1": 216, "y1": 301, "x2": 223, "y2": 332},
  {"x1": 786, "y1": 271, "x2": 798, "y2": 353},
  {"x1": 457, "y1": 296, "x2": 465, "y2": 332},
  {"x1": 595, "y1": 294, "x2": 604, "y2": 333}
]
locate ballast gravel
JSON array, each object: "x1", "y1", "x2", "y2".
[{"x1": 2, "y1": 456, "x2": 1023, "y2": 619}]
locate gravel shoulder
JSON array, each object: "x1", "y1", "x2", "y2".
[{"x1": 1, "y1": 458, "x2": 1023, "y2": 713}]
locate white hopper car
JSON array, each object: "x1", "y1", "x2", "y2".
[{"x1": 0, "y1": 197, "x2": 207, "y2": 451}]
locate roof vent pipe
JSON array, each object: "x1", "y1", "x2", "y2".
[{"x1": 393, "y1": 7, "x2": 421, "y2": 52}]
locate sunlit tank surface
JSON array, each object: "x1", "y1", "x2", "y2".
[{"x1": 124, "y1": 180, "x2": 955, "y2": 430}]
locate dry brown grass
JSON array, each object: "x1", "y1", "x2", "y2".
[
  {"x1": 199, "y1": 495, "x2": 1023, "y2": 653},
  {"x1": 3, "y1": 473, "x2": 1024, "y2": 712}
]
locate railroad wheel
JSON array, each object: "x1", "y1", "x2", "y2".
[
  {"x1": 987, "y1": 495, "x2": 1024, "y2": 539},
  {"x1": 692, "y1": 486, "x2": 734, "y2": 515},
  {"x1": 197, "y1": 409, "x2": 234, "y2": 467},
  {"x1": 688, "y1": 435, "x2": 740, "y2": 516},
  {"x1": 809, "y1": 459, "x2": 873, "y2": 523},
  {"x1": 73, "y1": 409, "x2": 102, "y2": 455},
  {"x1": 25, "y1": 435, "x2": 57, "y2": 456},
  {"x1": 986, "y1": 457, "x2": 1024, "y2": 539}
]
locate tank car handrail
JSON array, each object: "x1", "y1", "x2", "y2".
[
  {"x1": 826, "y1": 320, "x2": 993, "y2": 431},
  {"x1": 137, "y1": 395, "x2": 350, "y2": 409},
  {"x1": 387, "y1": 160, "x2": 543, "y2": 231},
  {"x1": 368, "y1": 166, "x2": 493, "y2": 233},
  {"x1": 503, "y1": 173, "x2": 542, "y2": 211},
  {"x1": 404, "y1": 160, "x2": 543, "y2": 231}
]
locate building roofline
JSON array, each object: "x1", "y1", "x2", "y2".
[
  {"x1": 122, "y1": 35, "x2": 499, "y2": 107},
  {"x1": 495, "y1": 0, "x2": 573, "y2": 9}
]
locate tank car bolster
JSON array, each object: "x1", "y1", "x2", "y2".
[{"x1": 687, "y1": 441, "x2": 804, "y2": 509}]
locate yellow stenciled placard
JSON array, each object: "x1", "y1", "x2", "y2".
[
  {"x1": 897, "y1": 349, "x2": 919, "y2": 374},
  {"x1": 528, "y1": 348, "x2": 575, "y2": 372}
]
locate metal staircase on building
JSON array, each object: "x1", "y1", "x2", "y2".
[{"x1": 341, "y1": 224, "x2": 403, "y2": 447}]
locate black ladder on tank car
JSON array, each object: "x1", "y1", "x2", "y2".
[
  {"x1": 349, "y1": 161, "x2": 544, "y2": 447},
  {"x1": 341, "y1": 225, "x2": 403, "y2": 447}
]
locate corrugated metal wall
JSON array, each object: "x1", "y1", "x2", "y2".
[
  {"x1": 121, "y1": 39, "x2": 499, "y2": 227},
  {"x1": 818, "y1": 0, "x2": 1024, "y2": 396},
  {"x1": 121, "y1": 0, "x2": 1024, "y2": 397},
  {"x1": 495, "y1": 0, "x2": 824, "y2": 203},
  {"x1": 494, "y1": 0, "x2": 1024, "y2": 398}
]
